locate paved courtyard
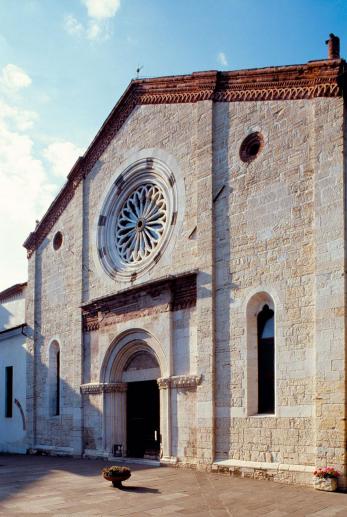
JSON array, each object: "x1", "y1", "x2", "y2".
[{"x1": 0, "y1": 455, "x2": 347, "y2": 516}]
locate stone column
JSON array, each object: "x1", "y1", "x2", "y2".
[
  {"x1": 82, "y1": 382, "x2": 127, "y2": 456},
  {"x1": 158, "y1": 378, "x2": 171, "y2": 461},
  {"x1": 112, "y1": 386, "x2": 127, "y2": 456},
  {"x1": 103, "y1": 383, "x2": 127, "y2": 455}
]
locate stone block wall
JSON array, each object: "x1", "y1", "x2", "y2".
[
  {"x1": 83, "y1": 103, "x2": 199, "y2": 303},
  {"x1": 26, "y1": 184, "x2": 84, "y2": 455},
  {"x1": 213, "y1": 96, "x2": 346, "y2": 485},
  {"x1": 25, "y1": 88, "x2": 347, "y2": 485}
]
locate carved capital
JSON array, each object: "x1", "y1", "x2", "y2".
[
  {"x1": 80, "y1": 382, "x2": 127, "y2": 395},
  {"x1": 157, "y1": 375, "x2": 202, "y2": 390},
  {"x1": 157, "y1": 377, "x2": 171, "y2": 390}
]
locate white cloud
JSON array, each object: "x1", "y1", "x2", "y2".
[
  {"x1": 0, "y1": 102, "x2": 56, "y2": 290},
  {"x1": 0, "y1": 64, "x2": 32, "y2": 92},
  {"x1": 64, "y1": 0, "x2": 120, "y2": 40},
  {"x1": 43, "y1": 141, "x2": 84, "y2": 178},
  {"x1": 217, "y1": 52, "x2": 228, "y2": 67},
  {"x1": 64, "y1": 14, "x2": 84, "y2": 36},
  {"x1": 87, "y1": 21, "x2": 102, "y2": 40},
  {"x1": 82, "y1": 0, "x2": 120, "y2": 19},
  {"x1": 0, "y1": 101, "x2": 38, "y2": 131},
  {"x1": 0, "y1": 75, "x2": 85, "y2": 290}
]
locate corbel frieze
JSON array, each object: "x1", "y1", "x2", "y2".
[
  {"x1": 80, "y1": 382, "x2": 127, "y2": 395},
  {"x1": 24, "y1": 60, "x2": 345, "y2": 257},
  {"x1": 157, "y1": 374, "x2": 202, "y2": 390}
]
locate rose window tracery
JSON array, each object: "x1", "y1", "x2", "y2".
[
  {"x1": 97, "y1": 156, "x2": 179, "y2": 280},
  {"x1": 115, "y1": 184, "x2": 167, "y2": 264}
]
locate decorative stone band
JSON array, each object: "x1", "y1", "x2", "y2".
[
  {"x1": 82, "y1": 272, "x2": 197, "y2": 332},
  {"x1": 157, "y1": 374, "x2": 202, "y2": 390},
  {"x1": 24, "y1": 60, "x2": 346, "y2": 257},
  {"x1": 80, "y1": 382, "x2": 128, "y2": 395}
]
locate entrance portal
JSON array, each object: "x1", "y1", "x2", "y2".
[{"x1": 127, "y1": 380, "x2": 160, "y2": 459}]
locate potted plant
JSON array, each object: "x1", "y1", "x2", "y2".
[
  {"x1": 313, "y1": 467, "x2": 340, "y2": 491},
  {"x1": 102, "y1": 466, "x2": 131, "y2": 488}
]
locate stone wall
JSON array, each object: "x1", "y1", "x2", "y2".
[
  {"x1": 25, "y1": 91, "x2": 347, "y2": 485},
  {"x1": 26, "y1": 184, "x2": 84, "y2": 455},
  {"x1": 213, "y1": 97, "x2": 346, "y2": 485}
]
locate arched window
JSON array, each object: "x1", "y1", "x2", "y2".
[
  {"x1": 49, "y1": 341, "x2": 60, "y2": 416},
  {"x1": 257, "y1": 304, "x2": 274, "y2": 414},
  {"x1": 246, "y1": 292, "x2": 275, "y2": 416}
]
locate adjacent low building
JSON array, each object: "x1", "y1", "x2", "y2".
[{"x1": 0, "y1": 283, "x2": 27, "y2": 453}]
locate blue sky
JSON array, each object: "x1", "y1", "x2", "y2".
[{"x1": 0, "y1": 0, "x2": 346, "y2": 290}]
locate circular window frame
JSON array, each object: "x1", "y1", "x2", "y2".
[
  {"x1": 97, "y1": 157, "x2": 177, "y2": 280},
  {"x1": 53, "y1": 231, "x2": 63, "y2": 251},
  {"x1": 239, "y1": 132, "x2": 264, "y2": 163}
]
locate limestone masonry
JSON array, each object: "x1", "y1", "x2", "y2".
[{"x1": 1, "y1": 35, "x2": 347, "y2": 487}]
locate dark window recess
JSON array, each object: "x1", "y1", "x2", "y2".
[
  {"x1": 5, "y1": 366, "x2": 13, "y2": 418},
  {"x1": 53, "y1": 231, "x2": 63, "y2": 250},
  {"x1": 239, "y1": 132, "x2": 264, "y2": 163},
  {"x1": 257, "y1": 305, "x2": 275, "y2": 414},
  {"x1": 55, "y1": 350, "x2": 60, "y2": 416}
]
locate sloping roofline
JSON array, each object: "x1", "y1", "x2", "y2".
[
  {"x1": 0, "y1": 282, "x2": 27, "y2": 303},
  {"x1": 23, "y1": 59, "x2": 347, "y2": 257}
]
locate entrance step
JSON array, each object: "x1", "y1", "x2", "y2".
[{"x1": 108, "y1": 456, "x2": 160, "y2": 467}]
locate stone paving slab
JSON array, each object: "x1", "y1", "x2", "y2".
[{"x1": 0, "y1": 455, "x2": 347, "y2": 516}]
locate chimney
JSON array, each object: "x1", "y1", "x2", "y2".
[{"x1": 325, "y1": 33, "x2": 340, "y2": 59}]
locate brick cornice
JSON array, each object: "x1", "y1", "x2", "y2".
[{"x1": 23, "y1": 60, "x2": 346, "y2": 256}]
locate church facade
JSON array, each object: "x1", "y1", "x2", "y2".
[{"x1": 20, "y1": 38, "x2": 347, "y2": 486}]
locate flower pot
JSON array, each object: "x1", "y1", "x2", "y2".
[
  {"x1": 313, "y1": 477, "x2": 338, "y2": 492},
  {"x1": 103, "y1": 472, "x2": 131, "y2": 488}
]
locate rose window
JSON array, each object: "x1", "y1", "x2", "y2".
[
  {"x1": 97, "y1": 156, "x2": 179, "y2": 280},
  {"x1": 115, "y1": 184, "x2": 167, "y2": 264}
]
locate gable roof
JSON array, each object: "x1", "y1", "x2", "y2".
[
  {"x1": 0, "y1": 283, "x2": 27, "y2": 303},
  {"x1": 23, "y1": 59, "x2": 347, "y2": 257}
]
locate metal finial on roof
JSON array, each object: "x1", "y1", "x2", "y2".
[{"x1": 136, "y1": 65, "x2": 143, "y2": 79}]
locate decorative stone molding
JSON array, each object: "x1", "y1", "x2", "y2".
[
  {"x1": 80, "y1": 382, "x2": 127, "y2": 395},
  {"x1": 23, "y1": 60, "x2": 346, "y2": 256},
  {"x1": 97, "y1": 158, "x2": 177, "y2": 279},
  {"x1": 116, "y1": 184, "x2": 167, "y2": 264},
  {"x1": 82, "y1": 271, "x2": 197, "y2": 332},
  {"x1": 157, "y1": 374, "x2": 202, "y2": 390}
]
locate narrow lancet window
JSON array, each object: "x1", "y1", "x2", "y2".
[
  {"x1": 49, "y1": 341, "x2": 60, "y2": 416},
  {"x1": 5, "y1": 366, "x2": 13, "y2": 418},
  {"x1": 257, "y1": 304, "x2": 275, "y2": 414}
]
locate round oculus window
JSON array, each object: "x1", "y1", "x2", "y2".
[
  {"x1": 53, "y1": 231, "x2": 63, "y2": 250},
  {"x1": 239, "y1": 132, "x2": 264, "y2": 163},
  {"x1": 97, "y1": 157, "x2": 177, "y2": 279}
]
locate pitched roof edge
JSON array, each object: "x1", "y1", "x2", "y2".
[
  {"x1": 23, "y1": 59, "x2": 347, "y2": 257},
  {"x1": 0, "y1": 282, "x2": 27, "y2": 302}
]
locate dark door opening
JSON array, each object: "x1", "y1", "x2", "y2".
[{"x1": 127, "y1": 380, "x2": 160, "y2": 459}]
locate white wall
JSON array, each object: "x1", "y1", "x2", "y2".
[
  {"x1": 0, "y1": 295, "x2": 25, "y2": 331},
  {"x1": 0, "y1": 289, "x2": 26, "y2": 453},
  {"x1": 0, "y1": 330, "x2": 27, "y2": 452}
]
